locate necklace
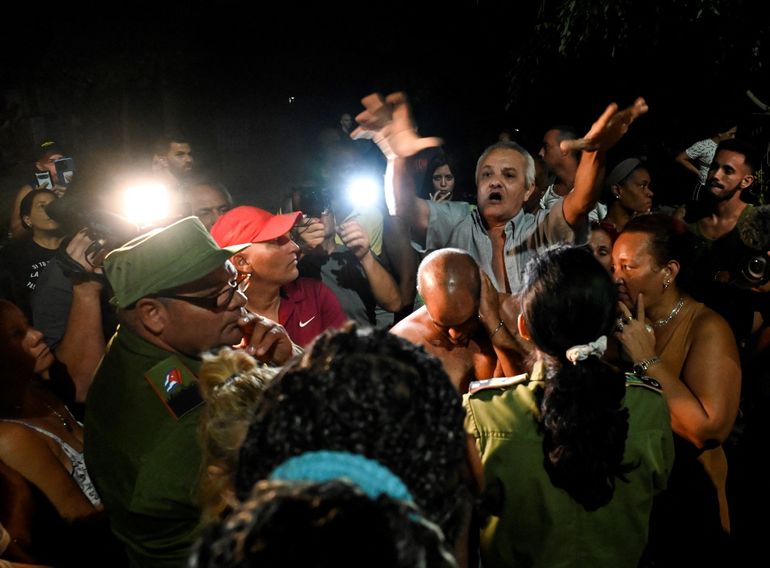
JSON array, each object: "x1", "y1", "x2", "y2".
[
  {"x1": 652, "y1": 296, "x2": 685, "y2": 328},
  {"x1": 45, "y1": 403, "x2": 74, "y2": 433}
]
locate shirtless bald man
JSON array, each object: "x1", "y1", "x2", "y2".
[{"x1": 390, "y1": 248, "x2": 527, "y2": 392}]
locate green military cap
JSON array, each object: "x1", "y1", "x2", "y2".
[{"x1": 104, "y1": 216, "x2": 250, "y2": 308}]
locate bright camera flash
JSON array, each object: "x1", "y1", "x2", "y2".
[
  {"x1": 122, "y1": 182, "x2": 170, "y2": 227},
  {"x1": 345, "y1": 176, "x2": 380, "y2": 209}
]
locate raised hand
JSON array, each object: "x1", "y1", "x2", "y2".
[
  {"x1": 351, "y1": 92, "x2": 443, "y2": 158},
  {"x1": 293, "y1": 215, "x2": 326, "y2": 250},
  {"x1": 561, "y1": 97, "x2": 649, "y2": 154},
  {"x1": 336, "y1": 219, "x2": 371, "y2": 260},
  {"x1": 239, "y1": 311, "x2": 295, "y2": 365},
  {"x1": 614, "y1": 292, "x2": 656, "y2": 364}
]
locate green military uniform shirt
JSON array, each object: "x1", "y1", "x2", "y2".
[
  {"x1": 464, "y1": 364, "x2": 675, "y2": 568},
  {"x1": 84, "y1": 326, "x2": 205, "y2": 568}
]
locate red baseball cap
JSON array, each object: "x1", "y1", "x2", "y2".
[{"x1": 210, "y1": 206, "x2": 301, "y2": 247}]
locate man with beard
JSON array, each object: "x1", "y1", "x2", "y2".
[
  {"x1": 686, "y1": 138, "x2": 760, "y2": 347},
  {"x1": 390, "y1": 248, "x2": 528, "y2": 393},
  {"x1": 153, "y1": 133, "x2": 196, "y2": 203}
]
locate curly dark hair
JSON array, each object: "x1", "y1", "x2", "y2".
[
  {"x1": 520, "y1": 246, "x2": 634, "y2": 511},
  {"x1": 235, "y1": 325, "x2": 471, "y2": 543},
  {"x1": 191, "y1": 479, "x2": 457, "y2": 568}
]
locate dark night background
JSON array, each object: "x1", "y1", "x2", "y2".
[{"x1": 1, "y1": 1, "x2": 767, "y2": 221}]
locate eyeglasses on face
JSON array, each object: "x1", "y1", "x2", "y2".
[{"x1": 153, "y1": 276, "x2": 243, "y2": 311}]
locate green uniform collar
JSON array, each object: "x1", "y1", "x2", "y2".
[{"x1": 114, "y1": 324, "x2": 203, "y2": 375}]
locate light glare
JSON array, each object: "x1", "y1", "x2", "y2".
[
  {"x1": 122, "y1": 183, "x2": 170, "y2": 227},
  {"x1": 345, "y1": 176, "x2": 380, "y2": 209}
]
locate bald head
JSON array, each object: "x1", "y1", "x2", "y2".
[
  {"x1": 417, "y1": 249, "x2": 481, "y2": 346},
  {"x1": 418, "y1": 248, "x2": 481, "y2": 302}
]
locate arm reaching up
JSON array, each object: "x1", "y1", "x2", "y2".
[
  {"x1": 351, "y1": 92, "x2": 442, "y2": 159},
  {"x1": 562, "y1": 98, "x2": 649, "y2": 227},
  {"x1": 354, "y1": 92, "x2": 442, "y2": 241}
]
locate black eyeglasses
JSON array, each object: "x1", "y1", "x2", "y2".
[{"x1": 154, "y1": 278, "x2": 243, "y2": 311}]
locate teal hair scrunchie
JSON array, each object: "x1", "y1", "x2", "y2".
[{"x1": 269, "y1": 450, "x2": 414, "y2": 503}]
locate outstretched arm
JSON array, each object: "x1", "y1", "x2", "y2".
[
  {"x1": 388, "y1": 158, "x2": 431, "y2": 244},
  {"x1": 562, "y1": 98, "x2": 649, "y2": 227},
  {"x1": 353, "y1": 93, "x2": 440, "y2": 240}
]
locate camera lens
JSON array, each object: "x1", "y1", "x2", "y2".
[
  {"x1": 296, "y1": 187, "x2": 330, "y2": 218},
  {"x1": 745, "y1": 256, "x2": 767, "y2": 280}
]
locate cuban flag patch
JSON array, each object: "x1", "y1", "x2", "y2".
[{"x1": 164, "y1": 368, "x2": 183, "y2": 393}]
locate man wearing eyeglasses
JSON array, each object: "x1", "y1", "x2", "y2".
[{"x1": 84, "y1": 216, "x2": 295, "y2": 568}]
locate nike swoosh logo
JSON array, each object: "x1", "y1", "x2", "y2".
[{"x1": 299, "y1": 316, "x2": 316, "y2": 328}]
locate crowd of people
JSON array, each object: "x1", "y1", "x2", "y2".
[{"x1": 0, "y1": 91, "x2": 767, "y2": 568}]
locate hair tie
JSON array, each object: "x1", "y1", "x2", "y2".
[
  {"x1": 565, "y1": 335, "x2": 607, "y2": 364},
  {"x1": 269, "y1": 451, "x2": 414, "y2": 503}
]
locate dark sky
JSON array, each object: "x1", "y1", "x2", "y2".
[{"x1": 1, "y1": 2, "x2": 766, "y2": 210}]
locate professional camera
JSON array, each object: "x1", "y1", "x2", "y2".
[
  {"x1": 292, "y1": 185, "x2": 332, "y2": 218},
  {"x1": 734, "y1": 205, "x2": 770, "y2": 289},
  {"x1": 292, "y1": 170, "x2": 383, "y2": 221},
  {"x1": 45, "y1": 192, "x2": 140, "y2": 271}
]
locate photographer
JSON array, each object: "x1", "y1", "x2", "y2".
[
  {"x1": 291, "y1": 153, "x2": 415, "y2": 328},
  {"x1": 30, "y1": 182, "x2": 137, "y2": 402}
]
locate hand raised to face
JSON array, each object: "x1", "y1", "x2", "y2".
[{"x1": 239, "y1": 311, "x2": 295, "y2": 366}]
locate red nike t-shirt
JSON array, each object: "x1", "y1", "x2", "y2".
[{"x1": 279, "y1": 277, "x2": 349, "y2": 348}]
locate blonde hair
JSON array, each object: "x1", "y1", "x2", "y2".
[{"x1": 198, "y1": 347, "x2": 276, "y2": 520}]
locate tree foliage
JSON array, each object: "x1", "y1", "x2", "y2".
[{"x1": 503, "y1": 0, "x2": 766, "y2": 106}]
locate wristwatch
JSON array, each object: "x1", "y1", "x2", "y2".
[{"x1": 633, "y1": 356, "x2": 661, "y2": 376}]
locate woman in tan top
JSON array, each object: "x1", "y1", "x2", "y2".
[{"x1": 611, "y1": 214, "x2": 740, "y2": 566}]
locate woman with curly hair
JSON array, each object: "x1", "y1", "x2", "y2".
[
  {"x1": 191, "y1": 478, "x2": 457, "y2": 568},
  {"x1": 464, "y1": 246, "x2": 674, "y2": 567},
  {"x1": 196, "y1": 348, "x2": 276, "y2": 521},
  {"x1": 235, "y1": 326, "x2": 475, "y2": 565}
]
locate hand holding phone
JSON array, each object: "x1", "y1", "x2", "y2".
[
  {"x1": 35, "y1": 171, "x2": 53, "y2": 189},
  {"x1": 54, "y1": 157, "x2": 76, "y2": 187}
]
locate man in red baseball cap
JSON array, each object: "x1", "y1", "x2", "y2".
[{"x1": 212, "y1": 206, "x2": 348, "y2": 347}]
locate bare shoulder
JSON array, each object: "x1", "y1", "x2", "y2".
[
  {"x1": 390, "y1": 312, "x2": 426, "y2": 343},
  {"x1": 0, "y1": 422, "x2": 45, "y2": 454},
  {"x1": 686, "y1": 304, "x2": 740, "y2": 365},
  {"x1": 692, "y1": 304, "x2": 734, "y2": 340}
]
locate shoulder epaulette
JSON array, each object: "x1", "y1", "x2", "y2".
[
  {"x1": 144, "y1": 356, "x2": 204, "y2": 420},
  {"x1": 625, "y1": 372, "x2": 663, "y2": 394},
  {"x1": 469, "y1": 373, "x2": 529, "y2": 395}
]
